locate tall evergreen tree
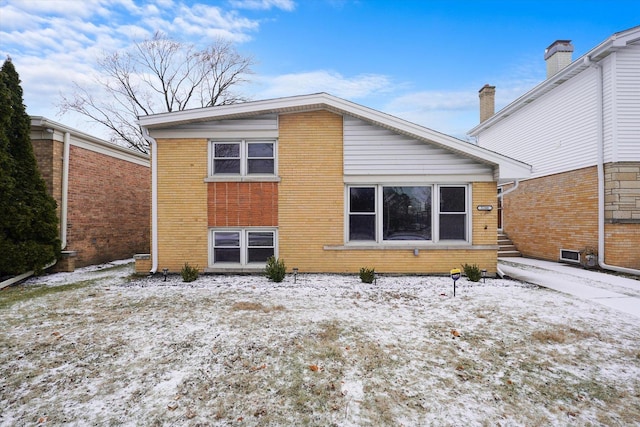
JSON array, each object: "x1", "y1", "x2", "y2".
[{"x1": 0, "y1": 58, "x2": 60, "y2": 276}]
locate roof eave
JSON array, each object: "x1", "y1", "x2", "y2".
[{"x1": 139, "y1": 92, "x2": 531, "y2": 181}]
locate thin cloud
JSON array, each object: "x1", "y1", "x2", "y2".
[
  {"x1": 253, "y1": 70, "x2": 394, "y2": 99},
  {"x1": 229, "y1": 0, "x2": 296, "y2": 11}
]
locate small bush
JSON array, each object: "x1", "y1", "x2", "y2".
[
  {"x1": 265, "y1": 256, "x2": 286, "y2": 282},
  {"x1": 181, "y1": 262, "x2": 199, "y2": 282},
  {"x1": 462, "y1": 263, "x2": 482, "y2": 282},
  {"x1": 359, "y1": 267, "x2": 376, "y2": 284}
]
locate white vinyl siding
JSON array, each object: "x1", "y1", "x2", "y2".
[
  {"x1": 614, "y1": 46, "x2": 640, "y2": 161},
  {"x1": 149, "y1": 114, "x2": 278, "y2": 138},
  {"x1": 477, "y1": 68, "x2": 600, "y2": 178},
  {"x1": 476, "y1": 43, "x2": 640, "y2": 178},
  {"x1": 344, "y1": 116, "x2": 492, "y2": 176}
]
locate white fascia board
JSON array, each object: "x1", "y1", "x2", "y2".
[
  {"x1": 139, "y1": 92, "x2": 531, "y2": 180},
  {"x1": 137, "y1": 93, "x2": 329, "y2": 128}
]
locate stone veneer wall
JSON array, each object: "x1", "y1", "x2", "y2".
[{"x1": 604, "y1": 162, "x2": 640, "y2": 222}]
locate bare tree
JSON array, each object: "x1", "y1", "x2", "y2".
[{"x1": 59, "y1": 32, "x2": 254, "y2": 153}]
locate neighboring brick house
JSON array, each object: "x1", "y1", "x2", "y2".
[
  {"x1": 136, "y1": 93, "x2": 530, "y2": 275},
  {"x1": 30, "y1": 117, "x2": 150, "y2": 270},
  {"x1": 468, "y1": 26, "x2": 640, "y2": 273}
]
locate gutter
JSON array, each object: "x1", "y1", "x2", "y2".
[
  {"x1": 142, "y1": 127, "x2": 159, "y2": 274},
  {"x1": 61, "y1": 132, "x2": 70, "y2": 249},
  {"x1": 589, "y1": 56, "x2": 640, "y2": 276}
]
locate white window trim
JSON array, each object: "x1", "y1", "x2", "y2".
[
  {"x1": 436, "y1": 185, "x2": 471, "y2": 243},
  {"x1": 345, "y1": 184, "x2": 471, "y2": 245},
  {"x1": 209, "y1": 227, "x2": 278, "y2": 267},
  {"x1": 209, "y1": 139, "x2": 278, "y2": 177}
]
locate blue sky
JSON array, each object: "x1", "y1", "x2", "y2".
[{"x1": 1, "y1": 0, "x2": 639, "y2": 141}]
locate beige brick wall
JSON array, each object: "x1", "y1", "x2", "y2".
[
  {"x1": 605, "y1": 223, "x2": 640, "y2": 269},
  {"x1": 503, "y1": 165, "x2": 639, "y2": 269},
  {"x1": 156, "y1": 138, "x2": 209, "y2": 272},
  {"x1": 277, "y1": 111, "x2": 498, "y2": 274},
  {"x1": 277, "y1": 111, "x2": 345, "y2": 271},
  {"x1": 472, "y1": 181, "x2": 498, "y2": 245},
  {"x1": 502, "y1": 167, "x2": 598, "y2": 261}
]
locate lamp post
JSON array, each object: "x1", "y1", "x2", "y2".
[
  {"x1": 481, "y1": 269, "x2": 487, "y2": 284},
  {"x1": 162, "y1": 268, "x2": 168, "y2": 281},
  {"x1": 292, "y1": 267, "x2": 299, "y2": 284}
]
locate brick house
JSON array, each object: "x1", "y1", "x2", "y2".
[
  {"x1": 136, "y1": 93, "x2": 530, "y2": 275},
  {"x1": 30, "y1": 117, "x2": 150, "y2": 270},
  {"x1": 468, "y1": 26, "x2": 640, "y2": 273}
]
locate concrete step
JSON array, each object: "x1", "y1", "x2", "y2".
[
  {"x1": 497, "y1": 232, "x2": 522, "y2": 257},
  {"x1": 498, "y1": 250, "x2": 522, "y2": 257}
]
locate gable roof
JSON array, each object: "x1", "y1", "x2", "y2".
[
  {"x1": 139, "y1": 92, "x2": 530, "y2": 182},
  {"x1": 468, "y1": 25, "x2": 640, "y2": 136}
]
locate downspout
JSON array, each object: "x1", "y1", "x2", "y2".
[
  {"x1": 495, "y1": 179, "x2": 520, "y2": 278},
  {"x1": 499, "y1": 179, "x2": 520, "y2": 197},
  {"x1": 142, "y1": 128, "x2": 159, "y2": 274},
  {"x1": 61, "y1": 132, "x2": 70, "y2": 249},
  {"x1": 589, "y1": 56, "x2": 640, "y2": 275}
]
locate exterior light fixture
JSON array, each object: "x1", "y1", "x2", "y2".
[
  {"x1": 162, "y1": 268, "x2": 169, "y2": 281},
  {"x1": 292, "y1": 267, "x2": 299, "y2": 283},
  {"x1": 477, "y1": 205, "x2": 493, "y2": 211},
  {"x1": 481, "y1": 269, "x2": 487, "y2": 283}
]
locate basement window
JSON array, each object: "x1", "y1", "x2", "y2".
[{"x1": 210, "y1": 228, "x2": 277, "y2": 266}]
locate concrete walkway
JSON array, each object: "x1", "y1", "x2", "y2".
[{"x1": 498, "y1": 257, "x2": 640, "y2": 319}]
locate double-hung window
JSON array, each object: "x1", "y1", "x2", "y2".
[
  {"x1": 211, "y1": 229, "x2": 276, "y2": 265},
  {"x1": 347, "y1": 185, "x2": 468, "y2": 243},
  {"x1": 211, "y1": 140, "x2": 275, "y2": 176},
  {"x1": 439, "y1": 186, "x2": 467, "y2": 240}
]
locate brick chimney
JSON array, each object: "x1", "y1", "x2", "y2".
[
  {"x1": 544, "y1": 40, "x2": 574, "y2": 78},
  {"x1": 478, "y1": 84, "x2": 496, "y2": 123}
]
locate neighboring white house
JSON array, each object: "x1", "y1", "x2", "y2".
[{"x1": 468, "y1": 25, "x2": 640, "y2": 273}]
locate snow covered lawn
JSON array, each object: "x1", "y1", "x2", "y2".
[{"x1": 1, "y1": 261, "x2": 639, "y2": 426}]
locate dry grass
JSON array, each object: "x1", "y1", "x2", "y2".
[
  {"x1": 231, "y1": 301, "x2": 286, "y2": 313},
  {"x1": 1, "y1": 268, "x2": 639, "y2": 426}
]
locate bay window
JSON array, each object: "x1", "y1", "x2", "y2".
[{"x1": 347, "y1": 185, "x2": 468, "y2": 243}]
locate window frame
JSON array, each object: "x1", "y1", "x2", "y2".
[
  {"x1": 209, "y1": 228, "x2": 278, "y2": 266},
  {"x1": 345, "y1": 184, "x2": 470, "y2": 244},
  {"x1": 437, "y1": 185, "x2": 469, "y2": 242},
  {"x1": 209, "y1": 139, "x2": 277, "y2": 177}
]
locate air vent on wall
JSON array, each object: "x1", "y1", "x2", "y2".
[{"x1": 559, "y1": 249, "x2": 581, "y2": 264}]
